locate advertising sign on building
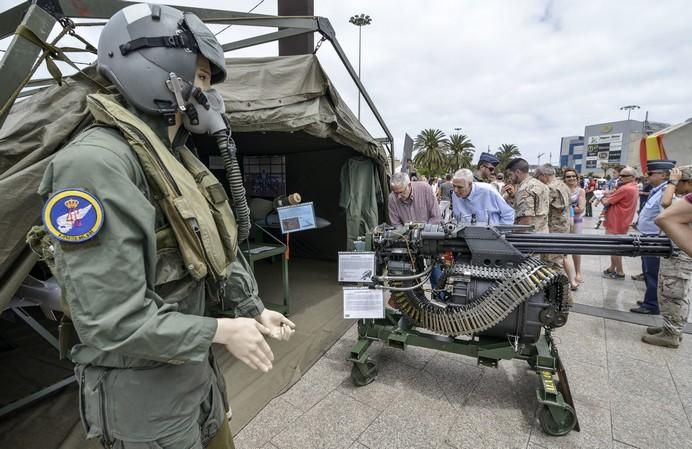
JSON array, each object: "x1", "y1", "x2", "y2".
[{"x1": 585, "y1": 133, "x2": 623, "y2": 169}]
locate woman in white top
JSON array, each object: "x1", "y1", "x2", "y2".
[{"x1": 564, "y1": 168, "x2": 586, "y2": 283}]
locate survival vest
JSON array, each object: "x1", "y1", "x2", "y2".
[{"x1": 86, "y1": 93, "x2": 237, "y2": 282}]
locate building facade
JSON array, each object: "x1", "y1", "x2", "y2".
[
  {"x1": 559, "y1": 135, "x2": 585, "y2": 172},
  {"x1": 574, "y1": 120, "x2": 668, "y2": 175}
]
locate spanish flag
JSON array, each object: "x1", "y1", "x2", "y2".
[{"x1": 639, "y1": 134, "x2": 667, "y2": 173}]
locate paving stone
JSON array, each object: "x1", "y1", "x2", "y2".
[
  {"x1": 530, "y1": 396, "x2": 613, "y2": 449},
  {"x1": 602, "y1": 283, "x2": 644, "y2": 313},
  {"x1": 378, "y1": 343, "x2": 437, "y2": 369},
  {"x1": 664, "y1": 357, "x2": 692, "y2": 427},
  {"x1": 468, "y1": 358, "x2": 538, "y2": 416},
  {"x1": 443, "y1": 359, "x2": 537, "y2": 449},
  {"x1": 604, "y1": 319, "x2": 668, "y2": 365},
  {"x1": 347, "y1": 442, "x2": 370, "y2": 449},
  {"x1": 279, "y1": 356, "x2": 351, "y2": 412},
  {"x1": 271, "y1": 391, "x2": 378, "y2": 449},
  {"x1": 262, "y1": 443, "x2": 280, "y2": 449},
  {"x1": 357, "y1": 370, "x2": 456, "y2": 449},
  {"x1": 607, "y1": 351, "x2": 678, "y2": 404},
  {"x1": 610, "y1": 388, "x2": 692, "y2": 449},
  {"x1": 554, "y1": 332, "x2": 607, "y2": 368},
  {"x1": 573, "y1": 283, "x2": 606, "y2": 308},
  {"x1": 527, "y1": 443, "x2": 549, "y2": 449},
  {"x1": 556, "y1": 312, "x2": 606, "y2": 339},
  {"x1": 324, "y1": 328, "x2": 361, "y2": 362},
  {"x1": 559, "y1": 357, "x2": 610, "y2": 409},
  {"x1": 444, "y1": 397, "x2": 532, "y2": 449},
  {"x1": 234, "y1": 397, "x2": 303, "y2": 449},
  {"x1": 337, "y1": 358, "x2": 420, "y2": 411},
  {"x1": 660, "y1": 335, "x2": 692, "y2": 366},
  {"x1": 422, "y1": 354, "x2": 484, "y2": 409}
]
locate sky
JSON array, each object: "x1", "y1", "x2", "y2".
[{"x1": 2, "y1": 0, "x2": 691, "y2": 165}]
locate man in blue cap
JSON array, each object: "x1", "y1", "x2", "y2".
[
  {"x1": 630, "y1": 159, "x2": 676, "y2": 315},
  {"x1": 474, "y1": 152, "x2": 500, "y2": 183}
]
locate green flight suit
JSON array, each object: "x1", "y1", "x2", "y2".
[
  {"x1": 339, "y1": 158, "x2": 383, "y2": 249},
  {"x1": 38, "y1": 112, "x2": 262, "y2": 448}
]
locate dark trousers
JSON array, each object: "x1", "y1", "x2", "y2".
[
  {"x1": 641, "y1": 255, "x2": 660, "y2": 312},
  {"x1": 585, "y1": 192, "x2": 594, "y2": 217}
]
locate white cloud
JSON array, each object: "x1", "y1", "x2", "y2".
[{"x1": 2, "y1": 0, "x2": 690, "y2": 166}]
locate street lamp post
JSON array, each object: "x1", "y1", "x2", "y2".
[
  {"x1": 620, "y1": 104, "x2": 640, "y2": 120},
  {"x1": 349, "y1": 13, "x2": 372, "y2": 120}
]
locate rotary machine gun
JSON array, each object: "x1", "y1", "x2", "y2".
[{"x1": 348, "y1": 221, "x2": 674, "y2": 436}]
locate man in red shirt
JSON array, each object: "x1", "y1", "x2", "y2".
[{"x1": 602, "y1": 166, "x2": 639, "y2": 278}]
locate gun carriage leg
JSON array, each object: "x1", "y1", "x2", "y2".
[{"x1": 531, "y1": 329, "x2": 580, "y2": 436}]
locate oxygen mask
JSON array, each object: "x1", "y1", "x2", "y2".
[{"x1": 166, "y1": 72, "x2": 228, "y2": 135}]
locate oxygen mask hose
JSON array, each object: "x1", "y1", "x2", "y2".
[{"x1": 215, "y1": 130, "x2": 251, "y2": 242}]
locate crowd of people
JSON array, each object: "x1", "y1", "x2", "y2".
[{"x1": 390, "y1": 155, "x2": 692, "y2": 349}]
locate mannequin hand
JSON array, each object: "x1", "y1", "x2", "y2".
[
  {"x1": 670, "y1": 167, "x2": 682, "y2": 182},
  {"x1": 213, "y1": 318, "x2": 274, "y2": 372},
  {"x1": 257, "y1": 309, "x2": 296, "y2": 341}
]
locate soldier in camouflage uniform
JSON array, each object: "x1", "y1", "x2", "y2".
[
  {"x1": 535, "y1": 164, "x2": 575, "y2": 299},
  {"x1": 643, "y1": 165, "x2": 692, "y2": 348},
  {"x1": 505, "y1": 158, "x2": 549, "y2": 232}
]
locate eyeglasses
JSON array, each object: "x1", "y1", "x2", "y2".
[
  {"x1": 564, "y1": 175, "x2": 577, "y2": 179},
  {"x1": 646, "y1": 171, "x2": 665, "y2": 176}
]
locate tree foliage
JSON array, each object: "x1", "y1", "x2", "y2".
[
  {"x1": 494, "y1": 143, "x2": 521, "y2": 171},
  {"x1": 447, "y1": 133, "x2": 475, "y2": 173},
  {"x1": 413, "y1": 128, "x2": 449, "y2": 176}
]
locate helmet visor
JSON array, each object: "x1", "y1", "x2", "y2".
[{"x1": 184, "y1": 13, "x2": 226, "y2": 84}]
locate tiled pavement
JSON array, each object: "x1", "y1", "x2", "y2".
[{"x1": 235, "y1": 213, "x2": 692, "y2": 449}]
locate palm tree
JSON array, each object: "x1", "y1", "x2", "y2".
[
  {"x1": 447, "y1": 133, "x2": 475, "y2": 172},
  {"x1": 494, "y1": 143, "x2": 521, "y2": 171},
  {"x1": 413, "y1": 128, "x2": 448, "y2": 176}
]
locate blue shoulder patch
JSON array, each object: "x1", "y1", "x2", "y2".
[{"x1": 42, "y1": 189, "x2": 105, "y2": 243}]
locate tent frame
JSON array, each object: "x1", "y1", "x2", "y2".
[{"x1": 0, "y1": 0, "x2": 394, "y2": 170}]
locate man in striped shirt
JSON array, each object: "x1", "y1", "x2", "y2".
[{"x1": 388, "y1": 172, "x2": 442, "y2": 226}]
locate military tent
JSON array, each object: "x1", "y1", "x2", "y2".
[{"x1": 0, "y1": 54, "x2": 389, "y2": 447}]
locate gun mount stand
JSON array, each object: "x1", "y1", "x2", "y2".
[
  {"x1": 346, "y1": 223, "x2": 673, "y2": 436},
  {"x1": 348, "y1": 310, "x2": 580, "y2": 436}
]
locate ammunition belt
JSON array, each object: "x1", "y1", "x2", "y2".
[{"x1": 390, "y1": 257, "x2": 568, "y2": 336}]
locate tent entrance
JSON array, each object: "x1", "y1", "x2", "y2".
[{"x1": 195, "y1": 130, "x2": 362, "y2": 261}]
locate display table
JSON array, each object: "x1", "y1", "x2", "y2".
[{"x1": 240, "y1": 226, "x2": 290, "y2": 315}]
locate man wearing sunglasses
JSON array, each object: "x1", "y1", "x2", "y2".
[
  {"x1": 629, "y1": 160, "x2": 675, "y2": 315},
  {"x1": 601, "y1": 166, "x2": 639, "y2": 281},
  {"x1": 474, "y1": 152, "x2": 500, "y2": 183}
]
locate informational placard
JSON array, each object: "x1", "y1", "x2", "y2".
[
  {"x1": 338, "y1": 252, "x2": 376, "y2": 283},
  {"x1": 276, "y1": 202, "x2": 316, "y2": 234},
  {"x1": 343, "y1": 287, "x2": 384, "y2": 319}
]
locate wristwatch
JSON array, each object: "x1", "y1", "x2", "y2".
[{"x1": 669, "y1": 180, "x2": 679, "y2": 186}]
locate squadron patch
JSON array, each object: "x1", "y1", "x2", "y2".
[{"x1": 42, "y1": 189, "x2": 105, "y2": 243}]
